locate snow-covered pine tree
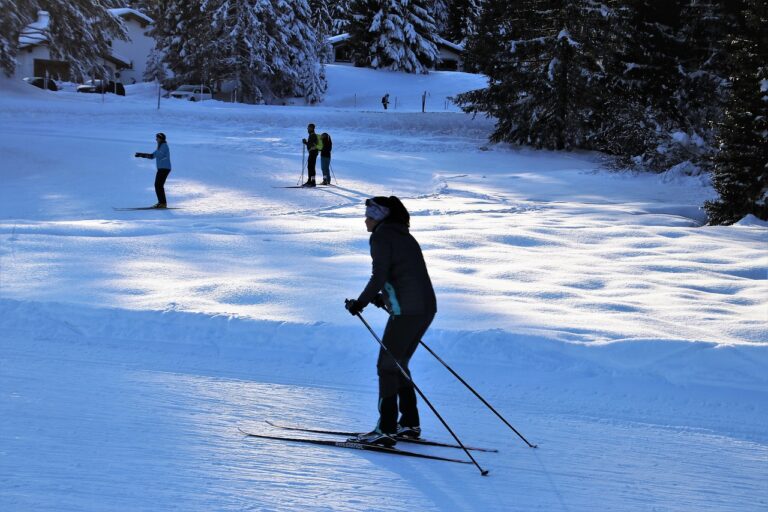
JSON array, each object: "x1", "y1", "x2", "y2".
[
  {"x1": 604, "y1": 0, "x2": 696, "y2": 170},
  {"x1": 43, "y1": 0, "x2": 128, "y2": 81},
  {"x1": 309, "y1": 0, "x2": 334, "y2": 63},
  {"x1": 346, "y1": 0, "x2": 376, "y2": 66},
  {"x1": 1, "y1": 0, "x2": 126, "y2": 80},
  {"x1": 458, "y1": 0, "x2": 612, "y2": 150},
  {"x1": 348, "y1": 0, "x2": 439, "y2": 73},
  {"x1": 444, "y1": 0, "x2": 481, "y2": 46},
  {"x1": 207, "y1": 0, "x2": 273, "y2": 104},
  {"x1": 143, "y1": 46, "x2": 166, "y2": 82},
  {"x1": 330, "y1": 0, "x2": 354, "y2": 34},
  {"x1": 154, "y1": 1, "x2": 220, "y2": 88},
  {"x1": 429, "y1": 0, "x2": 449, "y2": 35},
  {"x1": 0, "y1": 0, "x2": 34, "y2": 76},
  {"x1": 666, "y1": 1, "x2": 739, "y2": 172},
  {"x1": 458, "y1": 0, "x2": 507, "y2": 76},
  {"x1": 206, "y1": 0, "x2": 325, "y2": 104},
  {"x1": 705, "y1": 0, "x2": 768, "y2": 224},
  {"x1": 272, "y1": 0, "x2": 327, "y2": 103}
]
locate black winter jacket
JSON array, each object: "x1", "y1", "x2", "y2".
[
  {"x1": 305, "y1": 133, "x2": 319, "y2": 153},
  {"x1": 356, "y1": 222, "x2": 437, "y2": 315},
  {"x1": 321, "y1": 137, "x2": 332, "y2": 158}
]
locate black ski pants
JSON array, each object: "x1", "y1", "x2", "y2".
[
  {"x1": 376, "y1": 313, "x2": 434, "y2": 434},
  {"x1": 307, "y1": 150, "x2": 318, "y2": 179},
  {"x1": 154, "y1": 168, "x2": 171, "y2": 204}
]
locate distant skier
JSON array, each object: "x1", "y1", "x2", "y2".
[
  {"x1": 381, "y1": 93, "x2": 390, "y2": 110},
  {"x1": 302, "y1": 123, "x2": 320, "y2": 187},
  {"x1": 134, "y1": 132, "x2": 171, "y2": 208},
  {"x1": 320, "y1": 132, "x2": 332, "y2": 185},
  {"x1": 345, "y1": 196, "x2": 437, "y2": 447}
]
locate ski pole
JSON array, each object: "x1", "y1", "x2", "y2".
[
  {"x1": 348, "y1": 303, "x2": 489, "y2": 476},
  {"x1": 373, "y1": 302, "x2": 536, "y2": 448},
  {"x1": 418, "y1": 339, "x2": 537, "y2": 448},
  {"x1": 298, "y1": 142, "x2": 305, "y2": 185},
  {"x1": 330, "y1": 161, "x2": 338, "y2": 185}
]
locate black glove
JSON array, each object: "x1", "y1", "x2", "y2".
[
  {"x1": 302, "y1": 138, "x2": 307, "y2": 144},
  {"x1": 345, "y1": 299, "x2": 363, "y2": 316},
  {"x1": 371, "y1": 293, "x2": 386, "y2": 309},
  {"x1": 135, "y1": 152, "x2": 150, "y2": 158}
]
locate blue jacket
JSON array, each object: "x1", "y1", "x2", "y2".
[{"x1": 151, "y1": 142, "x2": 171, "y2": 170}]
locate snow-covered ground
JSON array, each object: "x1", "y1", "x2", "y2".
[{"x1": 1, "y1": 65, "x2": 766, "y2": 511}]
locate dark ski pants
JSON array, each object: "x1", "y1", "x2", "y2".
[
  {"x1": 376, "y1": 313, "x2": 434, "y2": 434},
  {"x1": 307, "y1": 151, "x2": 318, "y2": 179},
  {"x1": 320, "y1": 156, "x2": 331, "y2": 181},
  {"x1": 154, "y1": 168, "x2": 171, "y2": 204}
]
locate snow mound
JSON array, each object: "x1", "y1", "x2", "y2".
[{"x1": 735, "y1": 214, "x2": 768, "y2": 227}]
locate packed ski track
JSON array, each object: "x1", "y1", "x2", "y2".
[{"x1": 1, "y1": 67, "x2": 767, "y2": 511}]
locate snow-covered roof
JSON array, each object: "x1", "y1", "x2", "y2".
[
  {"x1": 19, "y1": 11, "x2": 50, "y2": 49},
  {"x1": 108, "y1": 8, "x2": 154, "y2": 25},
  {"x1": 19, "y1": 7, "x2": 154, "y2": 51},
  {"x1": 327, "y1": 32, "x2": 463, "y2": 55},
  {"x1": 327, "y1": 33, "x2": 350, "y2": 45},
  {"x1": 433, "y1": 36, "x2": 464, "y2": 54},
  {"x1": 104, "y1": 50, "x2": 131, "y2": 68}
]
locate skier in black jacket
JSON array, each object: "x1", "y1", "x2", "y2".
[
  {"x1": 345, "y1": 196, "x2": 437, "y2": 446},
  {"x1": 302, "y1": 123, "x2": 320, "y2": 187}
]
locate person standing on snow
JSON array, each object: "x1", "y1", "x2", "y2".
[
  {"x1": 135, "y1": 132, "x2": 172, "y2": 208},
  {"x1": 345, "y1": 196, "x2": 437, "y2": 447},
  {"x1": 381, "y1": 93, "x2": 390, "y2": 110},
  {"x1": 302, "y1": 123, "x2": 320, "y2": 187},
  {"x1": 319, "y1": 132, "x2": 332, "y2": 185}
]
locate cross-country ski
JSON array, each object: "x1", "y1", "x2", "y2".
[
  {"x1": 272, "y1": 185, "x2": 335, "y2": 189},
  {"x1": 239, "y1": 429, "x2": 474, "y2": 465},
  {"x1": 264, "y1": 420, "x2": 498, "y2": 452},
  {"x1": 113, "y1": 206, "x2": 181, "y2": 210}
]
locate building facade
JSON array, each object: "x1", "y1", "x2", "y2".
[{"x1": 14, "y1": 8, "x2": 155, "y2": 83}]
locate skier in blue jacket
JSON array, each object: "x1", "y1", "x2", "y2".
[{"x1": 135, "y1": 132, "x2": 172, "y2": 208}]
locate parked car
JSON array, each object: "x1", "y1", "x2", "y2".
[
  {"x1": 76, "y1": 80, "x2": 125, "y2": 96},
  {"x1": 170, "y1": 85, "x2": 213, "y2": 101},
  {"x1": 23, "y1": 77, "x2": 58, "y2": 91}
]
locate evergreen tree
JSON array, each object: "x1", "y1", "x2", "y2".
[
  {"x1": 459, "y1": 0, "x2": 507, "y2": 75},
  {"x1": 705, "y1": 0, "x2": 768, "y2": 224},
  {"x1": 429, "y1": 0, "x2": 449, "y2": 35},
  {"x1": 330, "y1": 0, "x2": 354, "y2": 34},
  {"x1": 154, "y1": 1, "x2": 219, "y2": 87},
  {"x1": 348, "y1": 0, "x2": 439, "y2": 73},
  {"x1": 143, "y1": 46, "x2": 166, "y2": 82},
  {"x1": 347, "y1": 0, "x2": 376, "y2": 66},
  {"x1": 458, "y1": 0, "x2": 612, "y2": 150},
  {"x1": 0, "y1": 0, "x2": 33, "y2": 77},
  {"x1": 272, "y1": 0, "x2": 327, "y2": 103},
  {"x1": 604, "y1": 0, "x2": 697, "y2": 170},
  {"x1": 207, "y1": 0, "x2": 275, "y2": 104},
  {"x1": 444, "y1": 0, "x2": 481, "y2": 45},
  {"x1": 1, "y1": 0, "x2": 126, "y2": 80},
  {"x1": 677, "y1": 0, "x2": 729, "y2": 139},
  {"x1": 152, "y1": 0, "x2": 325, "y2": 104},
  {"x1": 201, "y1": 0, "x2": 325, "y2": 104},
  {"x1": 308, "y1": 0, "x2": 334, "y2": 63}
]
